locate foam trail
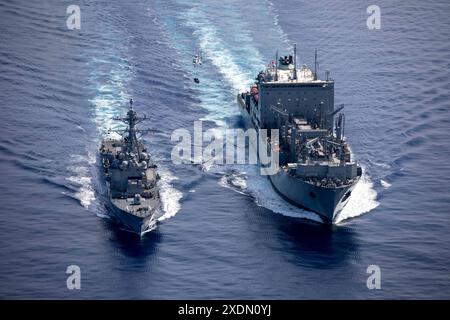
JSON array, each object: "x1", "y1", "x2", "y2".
[
  {"x1": 186, "y1": 7, "x2": 262, "y2": 93},
  {"x1": 157, "y1": 166, "x2": 183, "y2": 221},
  {"x1": 66, "y1": 154, "x2": 96, "y2": 208},
  {"x1": 90, "y1": 66, "x2": 133, "y2": 136},
  {"x1": 218, "y1": 165, "x2": 323, "y2": 223},
  {"x1": 380, "y1": 179, "x2": 392, "y2": 189},
  {"x1": 265, "y1": 0, "x2": 291, "y2": 46},
  {"x1": 185, "y1": 6, "x2": 265, "y2": 124},
  {"x1": 334, "y1": 172, "x2": 380, "y2": 224},
  {"x1": 66, "y1": 175, "x2": 95, "y2": 208}
]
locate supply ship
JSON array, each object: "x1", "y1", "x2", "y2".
[{"x1": 237, "y1": 47, "x2": 362, "y2": 222}]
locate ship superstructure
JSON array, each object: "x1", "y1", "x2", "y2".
[{"x1": 237, "y1": 46, "x2": 361, "y2": 222}]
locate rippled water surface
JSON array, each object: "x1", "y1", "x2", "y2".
[{"x1": 0, "y1": 0, "x2": 449, "y2": 298}]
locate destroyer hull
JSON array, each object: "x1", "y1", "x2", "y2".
[
  {"x1": 104, "y1": 181, "x2": 158, "y2": 235},
  {"x1": 105, "y1": 198, "x2": 157, "y2": 235},
  {"x1": 237, "y1": 95, "x2": 358, "y2": 222}
]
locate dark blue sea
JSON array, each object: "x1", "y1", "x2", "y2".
[{"x1": 1, "y1": 0, "x2": 449, "y2": 299}]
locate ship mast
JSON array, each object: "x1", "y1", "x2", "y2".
[
  {"x1": 126, "y1": 99, "x2": 139, "y2": 154},
  {"x1": 314, "y1": 49, "x2": 318, "y2": 81},
  {"x1": 275, "y1": 50, "x2": 278, "y2": 82},
  {"x1": 112, "y1": 99, "x2": 150, "y2": 158},
  {"x1": 293, "y1": 44, "x2": 297, "y2": 81}
]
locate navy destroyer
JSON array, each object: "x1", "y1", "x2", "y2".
[
  {"x1": 99, "y1": 99, "x2": 161, "y2": 234},
  {"x1": 237, "y1": 46, "x2": 362, "y2": 222}
]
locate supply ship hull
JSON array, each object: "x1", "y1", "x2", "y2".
[
  {"x1": 238, "y1": 89, "x2": 361, "y2": 222},
  {"x1": 267, "y1": 167, "x2": 358, "y2": 222}
]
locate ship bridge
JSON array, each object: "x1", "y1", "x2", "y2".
[
  {"x1": 257, "y1": 47, "x2": 333, "y2": 85},
  {"x1": 266, "y1": 64, "x2": 326, "y2": 84},
  {"x1": 240, "y1": 46, "x2": 337, "y2": 134}
]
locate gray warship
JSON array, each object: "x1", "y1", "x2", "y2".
[
  {"x1": 237, "y1": 46, "x2": 362, "y2": 223},
  {"x1": 99, "y1": 99, "x2": 161, "y2": 235}
]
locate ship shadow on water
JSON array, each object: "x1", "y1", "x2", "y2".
[
  {"x1": 100, "y1": 216, "x2": 162, "y2": 259},
  {"x1": 280, "y1": 219, "x2": 358, "y2": 269},
  {"x1": 249, "y1": 207, "x2": 359, "y2": 270}
]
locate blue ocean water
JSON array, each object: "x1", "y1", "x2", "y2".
[{"x1": 0, "y1": 0, "x2": 449, "y2": 299}]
